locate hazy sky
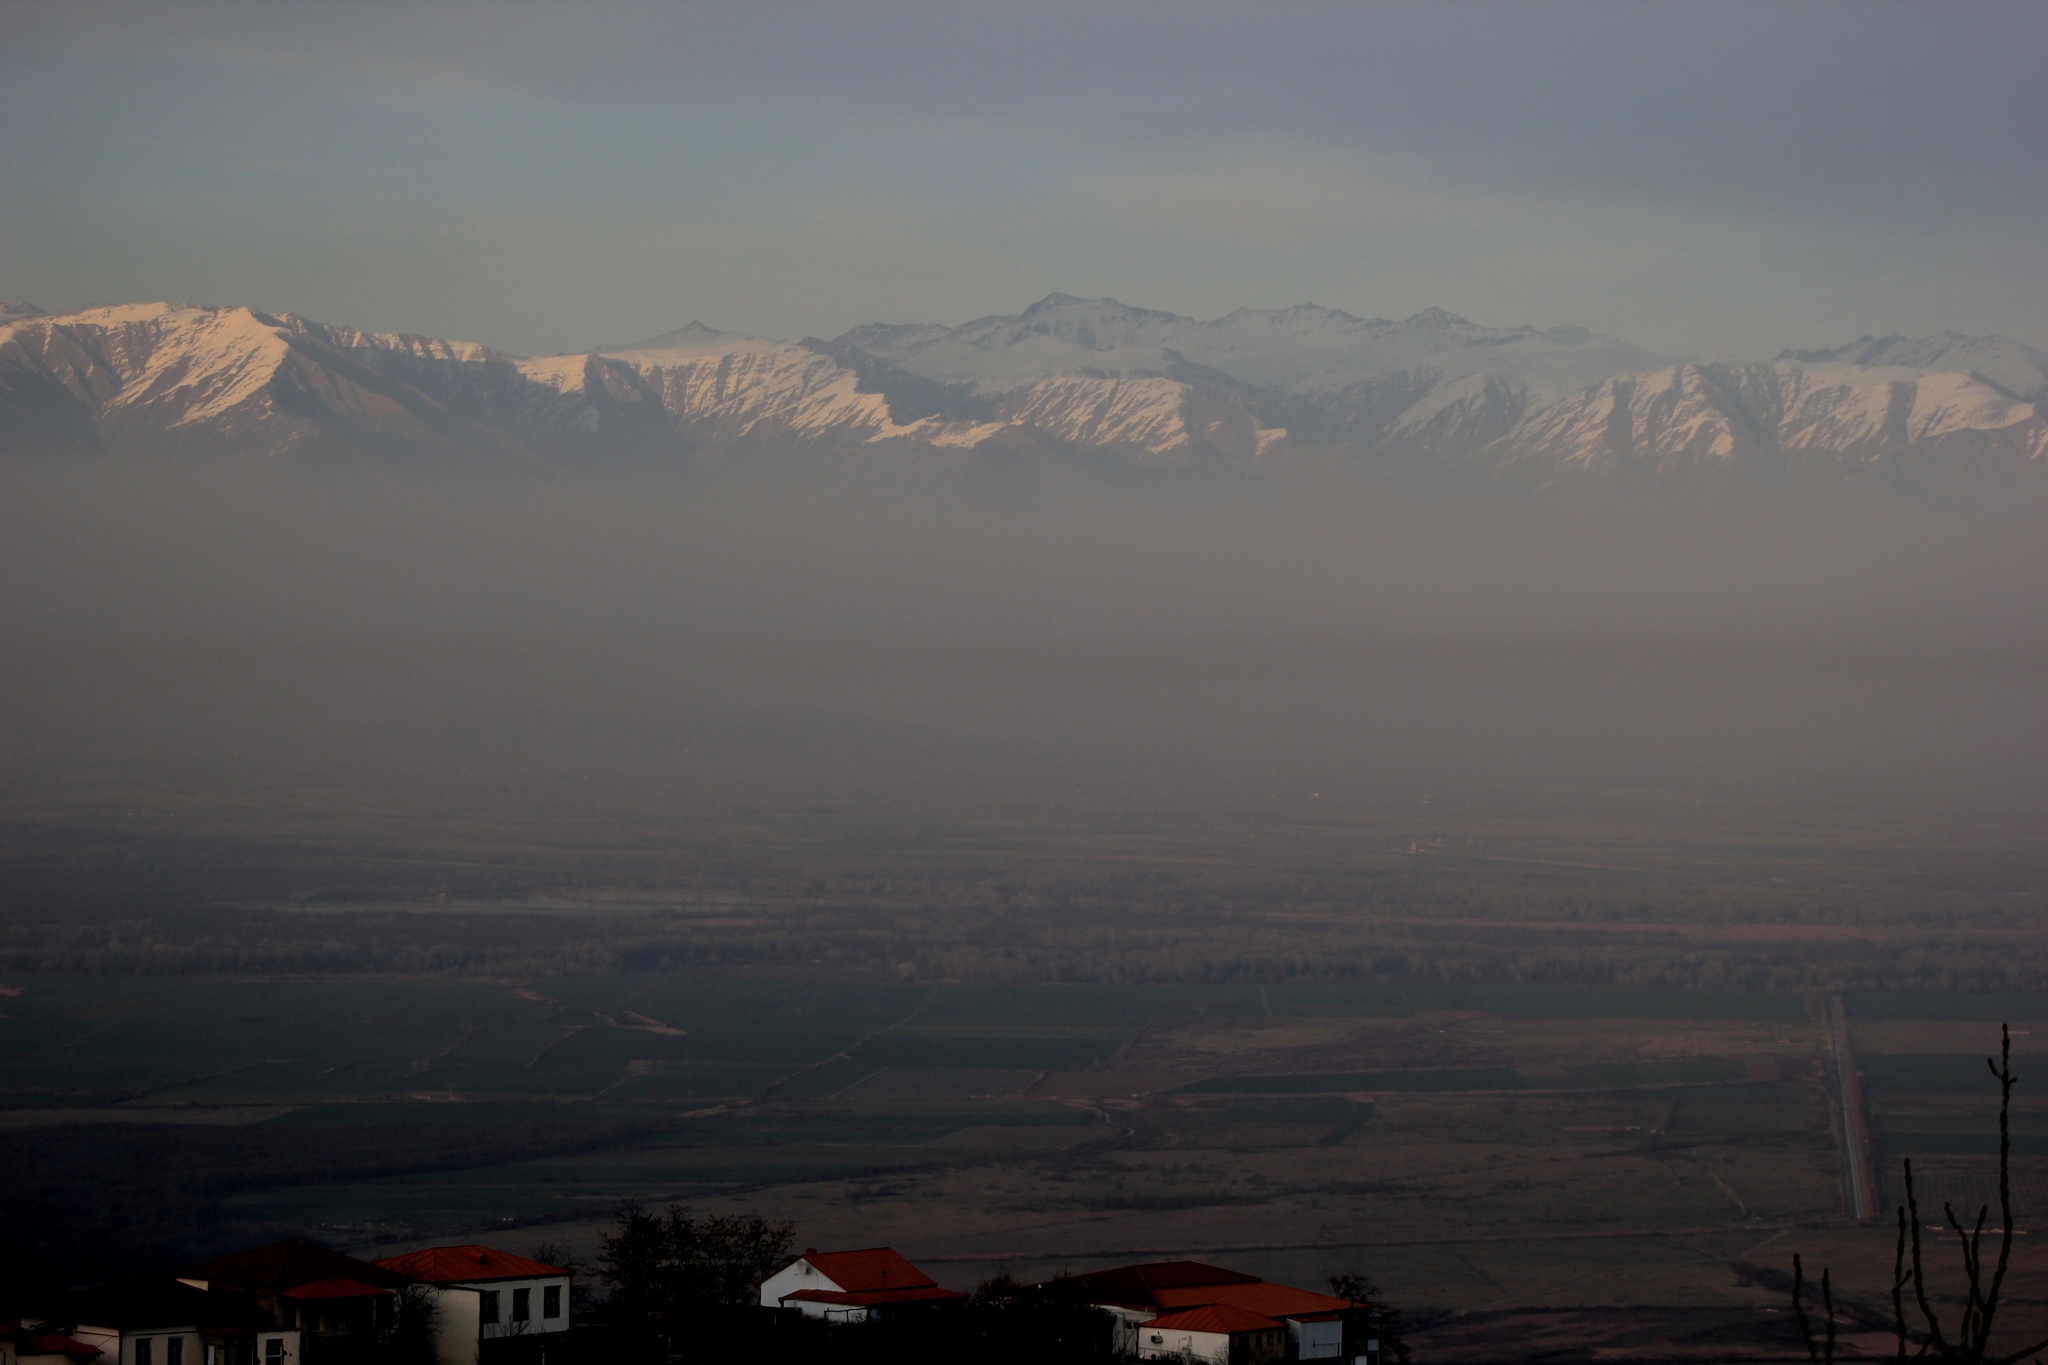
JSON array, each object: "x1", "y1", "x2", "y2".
[{"x1": 3, "y1": 0, "x2": 2044, "y2": 358}]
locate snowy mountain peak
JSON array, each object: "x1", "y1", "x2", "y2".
[
  {"x1": 4, "y1": 294, "x2": 2041, "y2": 489},
  {"x1": 834, "y1": 293, "x2": 1671, "y2": 400},
  {"x1": 1214, "y1": 302, "x2": 1379, "y2": 332},
  {"x1": 1021, "y1": 291, "x2": 1089, "y2": 312},
  {"x1": 604, "y1": 321, "x2": 726, "y2": 353},
  {"x1": 1777, "y1": 332, "x2": 2048, "y2": 402},
  {"x1": 1018, "y1": 292, "x2": 1179, "y2": 323}
]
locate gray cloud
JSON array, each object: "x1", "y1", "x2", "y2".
[{"x1": 2, "y1": 1, "x2": 2043, "y2": 357}]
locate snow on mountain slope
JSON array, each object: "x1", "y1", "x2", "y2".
[
  {"x1": 832, "y1": 293, "x2": 1668, "y2": 470},
  {"x1": 1375, "y1": 372, "x2": 1537, "y2": 463},
  {"x1": 0, "y1": 301, "x2": 1256, "y2": 463},
  {"x1": 1486, "y1": 360, "x2": 2044, "y2": 486},
  {"x1": 974, "y1": 362, "x2": 1282, "y2": 468},
  {"x1": 1778, "y1": 333, "x2": 2048, "y2": 404},
  {"x1": 452, "y1": 319, "x2": 1273, "y2": 464},
  {"x1": 836, "y1": 293, "x2": 1669, "y2": 400},
  {"x1": 0, "y1": 303, "x2": 539, "y2": 456},
  {"x1": 572, "y1": 332, "x2": 943, "y2": 448},
  {"x1": 2, "y1": 297, "x2": 2041, "y2": 488}
]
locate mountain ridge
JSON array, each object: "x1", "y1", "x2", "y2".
[{"x1": 2, "y1": 295, "x2": 2041, "y2": 490}]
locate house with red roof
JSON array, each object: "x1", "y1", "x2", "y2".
[
  {"x1": 375, "y1": 1246, "x2": 571, "y2": 1362},
  {"x1": 1043, "y1": 1261, "x2": 1372, "y2": 1364},
  {"x1": 754, "y1": 1247, "x2": 961, "y2": 1323},
  {"x1": 57, "y1": 1278, "x2": 293, "y2": 1365},
  {"x1": 1136, "y1": 1304, "x2": 1289, "y2": 1364},
  {"x1": 177, "y1": 1236, "x2": 452, "y2": 1365},
  {"x1": 177, "y1": 1239, "x2": 411, "y2": 1343}
]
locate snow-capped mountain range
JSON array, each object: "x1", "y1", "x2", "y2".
[{"x1": 3, "y1": 293, "x2": 2044, "y2": 489}]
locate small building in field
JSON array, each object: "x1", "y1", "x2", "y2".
[
  {"x1": 1043, "y1": 1260, "x2": 1373, "y2": 1364},
  {"x1": 374, "y1": 1246, "x2": 570, "y2": 1363},
  {"x1": 755, "y1": 1248, "x2": 961, "y2": 1323}
]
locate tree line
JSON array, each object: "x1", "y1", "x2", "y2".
[{"x1": 6, "y1": 890, "x2": 2047, "y2": 992}]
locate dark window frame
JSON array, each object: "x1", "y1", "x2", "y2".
[
  {"x1": 481, "y1": 1290, "x2": 501, "y2": 1325},
  {"x1": 512, "y1": 1287, "x2": 531, "y2": 1323},
  {"x1": 543, "y1": 1284, "x2": 562, "y2": 1319}
]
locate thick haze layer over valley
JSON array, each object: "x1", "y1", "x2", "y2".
[
  {"x1": 6, "y1": 288, "x2": 2048, "y2": 830},
  {"x1": 5, "y1": 293, "x2": 2046, "y2": 488}
]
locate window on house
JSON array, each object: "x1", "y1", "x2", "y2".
[
  {"x1": 481, "y1": 1290, "x2": 500, "y2": 1325},
  {"x1": 512, "y1": 1288, "x2": 531, "y2": 1323},
  {"x1": 543, "y1": 1285, "x2": 561, "y2": 1319},
  {"x1": 265, "y1": 1339, "x2": 285, "y2": 1363},
  {"x1": 137, "y1": 1340, "x2": 154, "y2": 1365},
  {"x1": 166, "y1": 1339, "x2": 183, "y2": 1365}
]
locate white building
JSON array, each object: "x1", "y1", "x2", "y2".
[
  {"x1": 756, "y1": 1247, "x2": 960, "y2": 1323},
  {"x1": 60, "y1": 1278, "x2": 298, "y2": 1365},
  {"x1": 1135, "y1": 1303, "x2": 1287, "y2": 1363},
  {"x1": 1042, "y1": 1260, "x2": 1369, "y2": 1365},
  {"x1": 376, "y1": 1245, "x2": 571, "y2": 1364}
]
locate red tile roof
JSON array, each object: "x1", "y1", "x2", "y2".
[
  {"x1": 1155, "y1": 1281, "x2": 1352, "y2": 1318},
  {"x1": 800, "y1": 1248, "x2": 939, "y2": 1293},
  {"x1": 375, "y1": 1246, "x2": 568, "y2": 1285},
  {"x1": 22, "y1": 1335, "x2": 105, "y2": 1360},
  {"x1": 280, "y1": 1280, "x2": 392, "y2": 1301},
  {"x1": 1046, "y1": 1260, "x2": 1260, "y2": 1311},
  {"x1": 778, "y1": 1285, "x2": 961, "y2": 1308},
  {"x1": 65, "y1": 1277, "x2": 272, "y2": 1333},
  {"x1": 181, "y1": 1241, "x2": 410, "y2": 1291},
  {"x1": 1144, "y1": 1304, "x2": 1282, "y2": 1336}
]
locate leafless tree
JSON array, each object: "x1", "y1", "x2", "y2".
[{"x1": 1794, "y1": 1024, "x2": 2047, "y2": 1365}]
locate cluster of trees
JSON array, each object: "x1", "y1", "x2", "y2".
[
  {"x1": 7, "y1": 809, "x2": 2045, "y2": 990},
  {"x1": 7, "y1": 887, "x2": 2047, "y2": 992},
  {"x1": 597, "y1": 1206, "x2": 796, "y2": 1355}
]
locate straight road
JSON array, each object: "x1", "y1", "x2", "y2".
[{"x1": 1825, "y1": 994, "x2": 1877, "y2": 1220}]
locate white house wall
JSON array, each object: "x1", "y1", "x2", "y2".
[
  {"x1": 1098, "y1": 1305, "x2": 1150, "y2": 1357},
  {"x1": 72, "y1": 1325, "x2": 302, "y2": 1365},
  {"x1": 429, "y1": 1287, "x2": 481, "y2": 1365},
  {"x1": 1291, "y1": 1317, "x2": 1343, "y2": 1359},
  {"x1": 459, "y1": 1277, "x2": 570, "y2": 1339},
  {"x1": 118, "y1": 1330, "x2": 201, "y2": 1365},
  {"x1": 1136, "y1": 1325, "x2": 1230, "y2": 1363},
  {"x1": 251, "y1": 1328, "x2": 299, "y2": 1365},
  {"x1": 756, "y1": 1260, "x2": 842, "y2": 1309}
]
